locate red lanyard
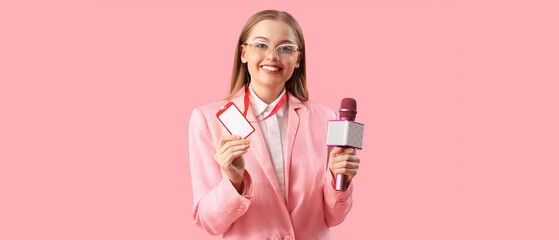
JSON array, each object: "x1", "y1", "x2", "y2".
[{"x1": 242, "y1": 86, "x2": 287, "y2": 123}]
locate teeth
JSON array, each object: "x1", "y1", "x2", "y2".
[{"x1": 262, "y1": 66, "x2": 280, "y2": 71}]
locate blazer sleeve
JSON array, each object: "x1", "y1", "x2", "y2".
[
  {"x1": 323, "y1": 168, "x2": 354, "y2": 227},
  {"x1": 189, "y1": 108, "x2": 254, "y2": 235},
  {"x1": 322, "y1": 108, "x2": 354, "y2": 227}
]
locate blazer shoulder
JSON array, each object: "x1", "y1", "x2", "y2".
[
  {"x1": 189, "y1": 100, "x2": 232, "y2": 142},
  {"x1": 190, "y1": 100, "x2": 230, "y2": 119},
  {"x1": 302, "y1": 100, "x2": 337, "y2": 120},
  {"x1": 188, "y1": 100, "x2": 232, "y2": 135}
]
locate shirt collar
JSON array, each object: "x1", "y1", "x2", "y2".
[{"x1": 249, "y1": 85, "x2": 287, "y2": 118}]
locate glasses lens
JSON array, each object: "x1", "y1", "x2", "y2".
[
  {"x1": 277, "y1": 45, "x2": 297, "y2": 58},
  {"x1": 249, "y1": 41, "x2": 269, "y2": 49},
  {"x1": 248, "y1": 41, "x2": 299, "y2": 59}
]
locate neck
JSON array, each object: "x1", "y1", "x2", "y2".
[{"x1": 250, "y1": 83, "x2": 285, "y2": 105}]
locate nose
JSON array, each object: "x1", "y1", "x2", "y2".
[{"x1": 265, "y1": 48, "x2": 280, "y2": 60}]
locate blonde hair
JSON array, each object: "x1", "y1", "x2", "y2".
[{"x1": 226, "y1": 10, "x2": 308, "y2": 101}]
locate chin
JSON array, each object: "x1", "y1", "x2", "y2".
[{"x1": 259, "y1": 78, "x2": 288, "y2": 88}]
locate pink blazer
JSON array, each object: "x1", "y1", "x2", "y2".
[{"x1": 189, "y1": 89, "x2": 354, "y2": 240}]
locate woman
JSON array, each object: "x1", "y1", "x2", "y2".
[{"x1": 189, "y1": 10, "x2": 360, "y2": 239}]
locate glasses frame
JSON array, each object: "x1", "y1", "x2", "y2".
[{"x1": 242, "y1": 40, "x2": 303, "y2": 59}]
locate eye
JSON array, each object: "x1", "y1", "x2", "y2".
[
  {"x1": 278, "y1": 45, "x2": 295, "y2": 53},
  {"x1": 253, "y1": 43, "x2": 268, "y2": 49}
]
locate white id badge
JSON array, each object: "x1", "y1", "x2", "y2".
[{"x1": 216, "y1": 102, "x2": 255, "y2": 139}]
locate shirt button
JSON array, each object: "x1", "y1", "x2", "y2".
[{"x1": 272, "y1": 236, "x2": 279, "y2": 240}]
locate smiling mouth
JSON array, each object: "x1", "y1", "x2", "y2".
[{"x1": 261, "y1": 66, "x2": 281, "y2": 72}]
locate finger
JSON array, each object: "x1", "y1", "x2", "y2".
[
  {"x1": 229, "y1": 143, "x2": 250, "y2": 153},
  {"x1": 346, "y1": 155, "x2": 360, "y2": 163},
  {"x1": 224, "y1": 149, "x2": 248, "y2": 164},
  {"x1": 217, "y1": 144, "x2": 248, "y2": 165},
  {"x1": 219, "y1": 135, "x2": 241, "y2": 148},
  {"x1": 222, "y1": 140, "x2": 250, "y2": 156},
  {"x1": 329, "y1": 147, "x2": 344, "y2": 160},
  {"x1": 333, "y1": 161, "x2": 360, "y2": 170},
  {"x1": 332, "y1": 153, "x2": 351, "y2": 163},
  {"x1": 333, "y1": 167, "x2": 358, "y2": 176},
  {"x1": 333, "y1": 153, "x2": 360, "y2": 163},
  {"x1": 218, "y1": 139, "x2": 250, "y2": 155},
  {"x1": 342, "y1": 147, "x2": 356, "y2": 155}
]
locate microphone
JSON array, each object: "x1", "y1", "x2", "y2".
[{"x1": 327, "y1": 98, "x2": 364, "y2": 191}]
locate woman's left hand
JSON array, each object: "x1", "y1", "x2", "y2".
[{"x1": 328, "y1": 147, "x2": 360, "y2": 183}]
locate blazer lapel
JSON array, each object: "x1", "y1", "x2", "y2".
[
  {"x1": 283, "y1": 92, "x2": 306, "y2": 202},
  {"x1": 231, "y1": 89, "x2": 286, "y2": 205}
]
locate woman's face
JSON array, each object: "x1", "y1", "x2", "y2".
[{"x1": 241, "y1": 19, "x2": 302, "y2": 91}]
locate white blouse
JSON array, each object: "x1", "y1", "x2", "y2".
[{"x1": 248, "y1": 85, "x2": 288, "y2": 198}]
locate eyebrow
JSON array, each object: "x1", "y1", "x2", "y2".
[{"x1": 253, "y1": 36, "x2": 296, "y2": 44}]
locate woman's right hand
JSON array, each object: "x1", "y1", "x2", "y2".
[{"x1": 214, "y1": 135, "x2": 250, "y2": 192}]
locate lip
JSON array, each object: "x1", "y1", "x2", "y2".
[{"x1": 260, "y1": 65, "x2": 282, "y2": 74}]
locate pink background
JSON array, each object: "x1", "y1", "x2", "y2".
[{"x1": 1, "y1": 0, "x2": 558, "y2": 239}]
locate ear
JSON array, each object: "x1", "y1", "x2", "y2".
[
  {"x1": 295, "y1": 51, "x2": 302, "y2": 68},
  {"x1": 240, "y1": 45, "x2": 247, "y2": 63}
]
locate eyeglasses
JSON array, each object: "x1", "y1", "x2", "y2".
[{"x1": 242, "y1": 41, "x2": 302, "y2": 59}]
